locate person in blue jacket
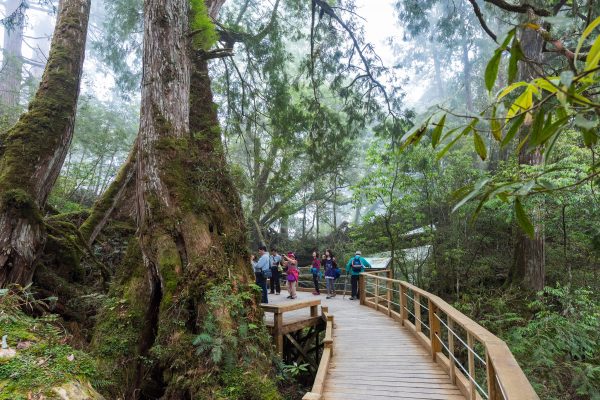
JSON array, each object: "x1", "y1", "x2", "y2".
[
  {"x1": 251, "y1": 245, "x2": 271, "y2": 303},
  {"x1": 345, "y1": 250, "x2": 371, "y2": 300}
]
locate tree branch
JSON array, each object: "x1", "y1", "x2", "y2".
[
  {"x1": 467, "y1": 0, "x2": 498, "y2": 43},
  {"x1": 483, "y1": 0, "x2": 551, "y2": 16}
]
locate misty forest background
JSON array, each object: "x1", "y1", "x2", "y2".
[{"x1": 0, "y1": 0, "x2": 599, "y2": 399}]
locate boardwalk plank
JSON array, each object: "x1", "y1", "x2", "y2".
[{"x1": 266, "y1": 292, "x2": 466, "y2": 400}]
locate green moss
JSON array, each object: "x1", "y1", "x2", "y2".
[
  {"x1": 90, "y1": 238, "x2": 148, "y2": 395},
  {"x1": 0, "y1": 189, "x2": 42, "y2": 222},
  {"x1": 190, "y1": 0, "x2": 218, "y2": 50},
  {"x1": 0, "y1": 292, "x2": 98, "y2": 399},
  {"x1": 214, "y1": 368, "x2": 282, "y2": 400},
  {"x1": 157, "y1": 235, "x2": 181, "y2": 307}
]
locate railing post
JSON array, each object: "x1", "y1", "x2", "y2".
[
  {"x1": 428, "y1": 299, "x2": 441, "y2": 361},
  {"x1": 310, "y1": 304, "x2": 318, "y2": 317},
  {"x1": 374, "y1": 276, "x2": 379, "y2": 308},
  {"x1": 400, "y1": 284, "x2": 407, "y2": 325},
  {"x1": 486, "y1": 352, "x2": 498, "y2": 400},
  {"x1": 414, "y1": 293, "x2": 421, "y2": 332},
  {"x1": 468, "y1": 332, "x2": 476, "y2": 400},
  {"x1": 274, "y1": 311, "x2": 284, "y2": 355},
  {"x1": 359, "y1": 274, "x2": 366, "y2": 305},
  {"x1": 448, "y1": 317, "x2": 456, "y2": 384},
  {"x1": 386, "y1": 279, "x2": 392, "y2": 316}
]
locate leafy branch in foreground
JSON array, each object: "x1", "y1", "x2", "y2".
[{"x1": 399, "y1": 17, "x2": 600, "y2": 236}]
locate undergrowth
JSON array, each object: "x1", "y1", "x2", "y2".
[
  {"x1": 0, "y1": 286, "x2": 98, "y2": 399},
  {"x1": 456, "y1": 284, "x2": 600, "y2": 400}
]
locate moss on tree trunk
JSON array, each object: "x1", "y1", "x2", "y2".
[
  {"x1": 80, "y1": 144, "x2": 137, "y2": 247},
  {"x1": 0, "y1": 0, "x2": 91, "y2": 287}
]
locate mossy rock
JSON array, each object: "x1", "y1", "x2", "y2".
[{"x1": 52, "y1": 381, "x2": 105, "y2": 400}]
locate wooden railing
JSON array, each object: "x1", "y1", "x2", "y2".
[
  {"x1": 302, "y1": 306, "x2": 334, "y2": 400},
  {"x1": 261, "y1": 298, "x2": 321, "y2": 354},
  {"x1": 360, "y1": 271, "x2": 539, "y2": 400}
]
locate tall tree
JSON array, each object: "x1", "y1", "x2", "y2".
[
  {"x1": 127, "y1": 0, "x2": 270, "y2": 396},
  {"x1": 509, "y1": 23, "x2": 546, "y2": 290},
  {"x1": 0, "y1": 0, "x2": 25, "y2": 119},
  {"x1": 0, "y1": 0, "x2": 90, "y2": 287}
]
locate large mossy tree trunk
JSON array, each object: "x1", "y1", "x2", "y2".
[
  {"x1": 508, "y1": 25, "x2": 545, "y2": 291},
  {"x1": 121, "y1": 0, "x2": 272, "y2": 398},
  {"x1": 0, "y1": 0, "x2": 91, "y2": 288}
]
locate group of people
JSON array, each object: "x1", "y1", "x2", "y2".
[{"x1": 251, "y1": 246, "x2": 372, "y2": 304}]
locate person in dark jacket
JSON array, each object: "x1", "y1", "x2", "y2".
[
  {"x1": 269, "y1": 247, "x2": 282, "y2": 295},
  {"x1": 323, "y1": 249, "x2": 338, "y2": 299},
  {"x1": 345, "y1": 250, "x2": 372, "y2": 300},
  {"x1": 311, "y1": 251, "x2": 321, "y2": 295}
]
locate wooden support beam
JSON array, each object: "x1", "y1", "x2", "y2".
[
  {"x1": 428, "y1": 299, "x2": 441, "y2": 361},
  {"x1": 285, "y1": 333, "x2": 318, "y2": 371},
  {"x1": 414, "y1": 293, "x2": 422, "y2": 332},
  {"x1": 448, "y1": 318, "x2": 457, "y2": 384}
]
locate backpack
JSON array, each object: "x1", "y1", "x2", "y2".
[
  {"x1": 263, "y1": 266, "x2": 272, "y2": 279},
  {"x1": 351, "y1": 257, "x2": 363, "y2": 273},
  {"x1": 333, "y1": 267, "x2": 341, "y2": 279}
]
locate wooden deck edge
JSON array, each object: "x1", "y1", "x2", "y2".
[
  {"x1": 303, "y1": 309, "x2": 334, "y2": 400},
  {"x1": 360, "y1": 271, "x2": 540, "y2": 400}
]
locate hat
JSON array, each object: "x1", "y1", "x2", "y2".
[
  {"x1": 355, "y1": 251, "x2": 362, "y2": 256},
  {"x1": 287, "y1": 252, "x2": 295, "y2": 259}
]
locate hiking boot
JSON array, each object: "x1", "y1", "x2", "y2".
[{"x1": 349, "y1": 297, "x2": 355, "y2": 300}]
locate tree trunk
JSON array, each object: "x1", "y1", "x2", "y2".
[
  {"x1": 0, "y1": 0, "x2": 25, "y2": 120},
  {"x1": 80, "y1": 144, "x2": 137, "y2": 246},
  {"x1": 462, "y1": 40, "x2": 473, "y2": 112},
  {"x1": 280, "y1": 216, "x2": 289, "y2": 240},
  {"x1": 509, "y1": 25, "x2": 545, "y2": 291},
  {"x1": 132, "y1": 0, "x2": 266, "y2": 396},
  {"x1": 0, "y1": 0, "x2": 90, "y2": 288},
  {"x1": 432, "y1": 43, "x2": 445, "y2": 99}
]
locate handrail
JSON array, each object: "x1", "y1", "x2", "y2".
[
  {"x1": 302, "y1": 306, "x2": 334, "y2": 400},
  {"x1": 359, "y1": 271, "x2": 538, "y2": 400},
  {"x1": 261, "y1": 298, "x2": 321, "y2": 354}
]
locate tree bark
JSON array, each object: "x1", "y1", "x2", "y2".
[
  {"x1": 0, "y1": 0, "x2": 25, "y2": 120},
  {"x1": 133, "y1": 0, "x2": 262, "y2": 396},
  {"x1": 0, "y1": 0, "x2": 90, "y2": 288},
  {"x1": 509, "y1": 24, "x2": 545, "y2": 291},
  {"x1": 80, "y1": 144, "x2": 137, "y2": 246}
]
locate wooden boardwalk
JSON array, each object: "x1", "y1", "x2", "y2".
[{"x1": 267, "y1": 291, "x2": 466, "y2": 400}]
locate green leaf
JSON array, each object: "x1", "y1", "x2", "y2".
[
  {"x1": 501, "y1": 113, "x2": 526, "y2": 148},
  {"x1": 431, "y1": 114, "x2": 446, "y2": 148},
  {"x1": 473, "y1": 130, "x2": 487, "y2": 160},
  {"x1": 400, "y1": 118, "x2": 430, "y2": 149},
  {"x1": 586, "y1": 34, "x2": 600, "y2": 70},
  {"x1": 528, "y1": 108, "x2": 546, "y2": 150},
  {"x1": 515, "y1": 198, "x2": 534, "y2": 238},
  {"x1": 575, "y1": 16, "x2": 600, "y2": 63},
  {"x1": 500, "y1": 28, "x2": 517, "y2": 49},
  {"x1": 508, "y1": 37, "x2": 524, "y2": 84},
  {"x1": 485, "y1": 50, "x2": 503, "y2": 92},
  {"x1": 498, "y1": 81, "x2": 529, "y2": 100},
  {"x1": 582, "y1": 129, "x2": 599, "y2": 148},
  {"x1": 436, "y1": 121, "x2": 476, "y2": 160},
  {"x1": 490, "y1": 107, "x2": 502, "y2": 141},
  {"x1": 452, "y1": 178, "x2": 490, "y2": 212}
]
